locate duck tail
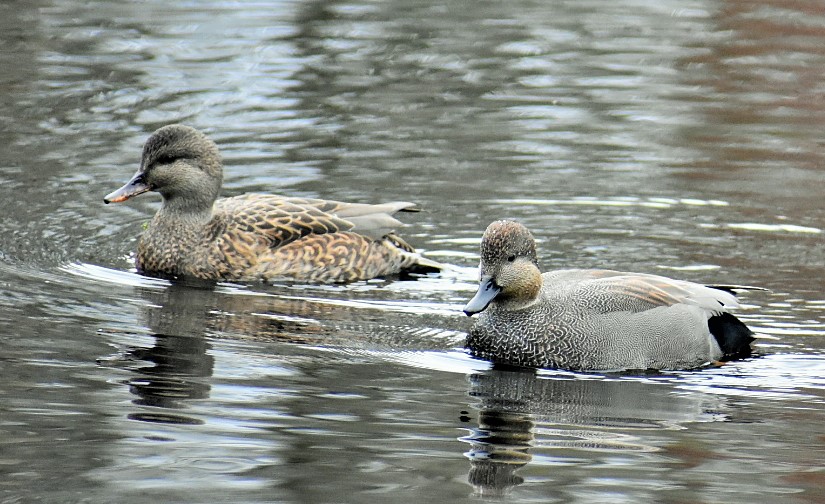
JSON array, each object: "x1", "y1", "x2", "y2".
[
  {"x1": 385, "y1": 233, "x2": 417, "y2": 253},
  {"x1": 384, "y1": 234, "x2": 444, "y2": 274},
  {"x1": 707, "y1": 284, "x2": 770, "y2": 294},
  {"x1": 409, "y1": 255, "x2": 444, "y2": 274},
  {"x1": 708, "y1": 312, "x2": 755, "y2": 360}
]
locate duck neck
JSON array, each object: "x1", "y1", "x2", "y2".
[
  {"x1": 160, "y1": 184, "x2": 217, "y2": 214},
  {"x1": 151, "y1": 196, "x2": 215, "y2": 240},
  {"x1": 495, "y1": 293, "x2": 540, "y2": 312},
  {"x1": 138, "y1": 199, "x2": 215, "y2": 278},
  {"x1": 494, "y1": 269, "x2": 543, "y2": 312}
]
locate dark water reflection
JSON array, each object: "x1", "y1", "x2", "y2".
[
  {"x1": 463, "y1": 363, "x2": 825, "y2": 502},
  {"x1": 1, "y1": 0, "x2": 824, "y2": 502}
]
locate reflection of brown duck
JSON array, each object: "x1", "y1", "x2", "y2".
[
  {"x1": 131, "y1": 280, "x2": 461, "y2": 351},
  {"x1": 104, "y1": 124, "x2": 440, "y2": 283}
]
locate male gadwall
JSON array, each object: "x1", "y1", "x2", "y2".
[
  {"x1": 104, "y1": 124, "x2": 440, "y2": 283},
  {"x1": 463, "y1": 220, "x2": 761, "y2": 371}
]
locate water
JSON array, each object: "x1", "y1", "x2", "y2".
[{"x1": 1, "y1": 0, "x2": 824, "y2": 502}]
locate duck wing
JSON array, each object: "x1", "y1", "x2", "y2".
[
  {"x1": 566, "y1": 270, "x2": 747, "y2": 315},
  {"x1": 275, "y1": 197, "x2": 419, "y2": 240},
  {"x1": 210, "y1": 194, "x2": 415, "y2": 249}
]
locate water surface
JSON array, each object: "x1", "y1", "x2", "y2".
[{"x1": 1, "y1": 0, "x2": 824, "y2": 502}]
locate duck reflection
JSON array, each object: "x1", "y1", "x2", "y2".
[
  {"x1": 461, "y1": 366, "x2": 727, "y2": 496},
  {"x1": 125, "y1": 284, "x2": 219, "y2": 424},
  {"x1": 462, "y1": 406, "x2": 533, "y2": 497},
  {"x1": 123, "y1": 281, "x2": 335, "y2": 424},
  {"x1": 121, "y1": 279, "x2": 458, "y2": 424}
]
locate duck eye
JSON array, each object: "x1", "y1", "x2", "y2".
[
  {"x1": 154, "y1": 154, "x2": 178, "y2": 167},
  {"x1": 507, "y1": 255, "x2": 516, "y2": 262}
]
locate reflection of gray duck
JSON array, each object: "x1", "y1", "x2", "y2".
[
  {"x1": 464, "y1": 220, "x2": 762, "y2": 371},
  {"x1": 104, "y1": 124, "x2": 440, "y2": 283}
]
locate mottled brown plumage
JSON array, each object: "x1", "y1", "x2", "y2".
[{"x1": 104, "y1": 124, "x2": 440, "y2": 283}]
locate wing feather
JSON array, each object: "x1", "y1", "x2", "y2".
[
  {"x1": 210, "y1": 194, "x2": 415, "y2": 249},
  {"x1": 563, "y1": 270, "x2": 744, "y2": 315}
]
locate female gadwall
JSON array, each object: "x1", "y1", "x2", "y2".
[
  {"x1": 104, "y1": 124, "x2": 440, "y2": 283},
  {"x1": 463, "y1": 220, "x2": 761, "y2": 371}
]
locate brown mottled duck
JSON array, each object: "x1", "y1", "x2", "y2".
[{"x1": 104, "y1": 124, "x2": 441, "y2": 283}]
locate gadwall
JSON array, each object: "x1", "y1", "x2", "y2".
[
  {"x1": 463, "y1": 220, "x2": 761, "y2": 371},
  {"x1": 104, "y1": 124, "x2": 440, "y2": 283}
]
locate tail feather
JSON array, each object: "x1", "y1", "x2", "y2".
[
  {"x1": 384, "y1": 234, "x2": 442, "y2": 274},
  {"x1": 708, "y1": 284, "x2": 770, "y2": 295},
  {"x1": 708, "y1": 312, "x2": 755, "y2": 360}
]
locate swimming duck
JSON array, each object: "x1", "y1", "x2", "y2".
[
  {"x1": 104, "y1": 124, "x2": 440, "y2": 283},
  {"x1": 463, "y1": 220, "x2": 760, "y2": 371}
]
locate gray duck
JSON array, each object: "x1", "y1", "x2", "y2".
[
  {"x1": 463, "y1": 220, "x2": 761, "y2": 371},
  {"x1": 104, "y1": 124, "x2": 440, "y2": 283}
]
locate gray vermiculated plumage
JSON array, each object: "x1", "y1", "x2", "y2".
[
  {"x1": 464, "y1": 220, "x2": 758, "y2": 371},
  {"x1": 104, "y1": 124, "x2": 440, "y2": 283}
]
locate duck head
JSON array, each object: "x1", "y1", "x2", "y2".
[
  {"x1": 104, "y1": 124, "x2": 223, "y2": 213},
  {"x1": 464, "y1": 220, "x2": 542, "y2": 315}
]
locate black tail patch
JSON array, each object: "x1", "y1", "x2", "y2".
[{"x1": 708, "y1": 312, "x2": 755, "y2": 360}]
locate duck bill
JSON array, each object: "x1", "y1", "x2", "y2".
[
  {"x1": 104, "y1": 171, "x2": 151, "y2": 204},
  {"x1": 463, "y1": 275, "x2": 501, "y2": 316}
]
